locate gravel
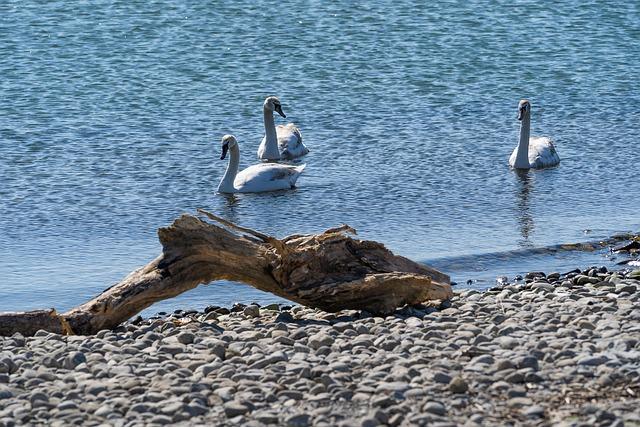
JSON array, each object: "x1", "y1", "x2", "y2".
[{"x1": 0, "y1": 266, "x2": 638, "y2": 426}]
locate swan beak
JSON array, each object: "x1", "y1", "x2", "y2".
[
  {"x1": 517, "y1": 108, "x2": 524, "y2": 121},
  {"x1": 220, "y1": 144, "x2": 229, "y2": 160},
  {"x1": 274, "y1": 104, "x2": 286, "y2": 118}
]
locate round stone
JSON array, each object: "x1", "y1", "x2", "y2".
[
  {"x1": 449, "y1": 376, "x2": 469, "y2": 394},
  {"x1": 177, "y1": 332, "x2": 195, "y2": 345}
]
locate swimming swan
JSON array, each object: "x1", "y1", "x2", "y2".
[
  {"x1": 218, "y1": 135, "x2": 305, "y2": 193},
  {"x1": 509, "y1": 99, "x2": 560, "y2": 169},
  {"x1": 257, "y1": 96, "x2": 309, "y2": 161}
]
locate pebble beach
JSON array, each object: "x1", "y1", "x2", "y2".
[{"x1": 1, "y1": 266, "x2": 639, "y2": 427}]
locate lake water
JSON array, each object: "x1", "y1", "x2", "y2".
[{"x1": 1, "y1": 1, "x2": 638, "y2": 314}]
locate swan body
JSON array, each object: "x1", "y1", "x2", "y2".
[
  {"x1": 257, "y1": 96, "x2": 309, "y2": 161},
  {"x1": 509, "y1": 99, "x2": 560, "y2": 169},
  {"x1": 218, "y1": 135, "x2": 305, "y2": 193}
]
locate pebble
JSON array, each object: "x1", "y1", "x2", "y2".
[
  {"x1": 224, "y1": 402, "x2": 250, "y2": 417},
  {"x1": 286, "y1": 413, "x2": 311, "y2": 427},
  {"x1": 307, "y1": 333, "x2": 334, "y2": 350},
  {"x1": 176, "y1": 332, "x2": 195, "y2": 345},
  {"x1": 523, "y1": 405, "x2": 545, "y2": 418},
  {"x1": 423, "y1": 401, "x2": 446, "y2": 416},
  {"x1": 0, "y1": 264, "x2": 636, "y2": 426},
  {"x1": 449, "y1": 377, "x2": 469, "y2": 394},
  {"x1": 243, "y1": 305, "x2": 260, "y2": 318}
]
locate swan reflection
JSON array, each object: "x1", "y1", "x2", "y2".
[{"x1": 514, "y1": 169, "x2": 534, "y2": 246}]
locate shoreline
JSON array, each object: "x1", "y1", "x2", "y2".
[{"x1": 1, "y1": 266, "x2": 639, "y2": 426}]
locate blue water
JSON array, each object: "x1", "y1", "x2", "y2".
[{"x1": 1, "y1": 1, "x2": 639, "y2": 314}]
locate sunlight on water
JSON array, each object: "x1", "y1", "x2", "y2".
[{"x1": 0, "y1": 1, "x2": 638, "y2": 312}]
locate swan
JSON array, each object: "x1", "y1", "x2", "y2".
[
  {"x1": 257, "y1": 96, "x2": 309, "y2": 161},
  {"x1": 218, "y1": 135, "x2": 305, "y2": 193},
  {"x1": 509, "y1": 99, "x2": 560, "y2": 169}
]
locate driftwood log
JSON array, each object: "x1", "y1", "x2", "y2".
[{"x1": 0, "y1": 210, "x2": 452, "y2": 336}]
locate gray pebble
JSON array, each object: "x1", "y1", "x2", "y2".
[
  {"x1": 523, "y1": 405, "x2": 545, "y2": 418},
  {"x1": 449, "y1": 376, "x2": 468, "y2": 394},
  {"x1": 63, "y1": 352, "x2": 86, "y2": 370},
  {"x1": 286, "y1": 414, "x2": 311, "y2": 427},
  {"x1": 177, "y1": 332, "x2": 195, "y2": 345},
  {"x1": 243, "y1": 305, "x2": 260, "y2": 318},
  {"x1": 224, "y1": 402, "x2": 249, "y2": 417},
  {"x1": 307, "y1": 333, "x2": 334, "y2": 350},
  {"x1": 423, "y1": 401, "x2": 446, "y2": 416}
]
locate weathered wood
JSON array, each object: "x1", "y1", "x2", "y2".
[{"x1": 0, "y1": 211, "x2": 452, "y2": 336}]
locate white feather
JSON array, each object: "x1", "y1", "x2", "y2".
[
  {"x1": 509, "y1": 136, "x2": 560, "y2": 169},
  {"x1": 218, "y1": 135, "x2": 305, "y2": 194},
  {"x1": 233, "y1": 163, "x2": 306, "y2": 193},
  {"x1": 257, "y1": 96, "x2": 309, "y2": 161},
  {"x1": 509, "y1": 100, "x2": 560, "y2": 169}
]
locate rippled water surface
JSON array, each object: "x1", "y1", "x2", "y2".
[{"x1": 1, "y1": 1, "x2": 639, "y2": 313}]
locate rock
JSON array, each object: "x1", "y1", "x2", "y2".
[
  {"x1": 505, "y1": 372, "x2": 525, "y2": 384},
  {"x1": 495, "y1": 359, "x2": 516, "y2": 371},
  {"x1": 203, "y1": 312, "x2": 219, "y2": 322},
  {"x1": 432, "y1": 372, "x2": 452, "y2": 384},
  {"x1": 524, "y1": 372, "x2": 544, "y2": 383},
  {"x1": 404, "y1": 317, "x2": 423, "y2": 328},
  {"x1": 275, "y1": 312, "x2": 294, "y2": 323},
  {"x1": 224, "y1": 402, "x2": 249, "y2": 417},
  {"x1": 308, "y1": 333, "x2": 334, "y2": 350},
  {"x1": 577, "y1": 355, "x2": 609, "y2": 366},
  {"x1": 525, "y1": 272, "x2": 546, "y2": 280},
  {"x1": 177, "y1": 332, "x2": 195, "y2": 345},
  {"x1": 360, "y1": 416, "x2": 379, "y2": 427},
  {"x1": 449, "y1": 376, "x2": 468, "y2": 394},
  {"x1": 95, "y1": 405, "x2": 114, "y2": 417},
  {"x1": 516, "y1": 356, "x2": 539, "y2": 371},
  {"x1": 574, "y1": 275, "x2": 600, "y2": 286},
  {"x1": 158, "y1": 345, "x2": 184, "y2": 356},
  {"x1": 616, "y1": 283, "x2": 637, "y2": 294},
  {"x1": 243, "y1": 305, "x2": 260, "y2": 318},
  {"x1": 423, "y1": 401, "x2": 446, "y2": 416},
  {"x1": 531, "y1": 282, "x2": 554, "y2": 293},
  {"x1": 372, "y1": 395, "x2": 394, "y2": 408},
  {"x1": 523, "y1": 405, "x2": 545, "y2": 417},
  {"x1": 497, "y1": 337, "x2": 519, "y2": 349},
  {"x1": 0, "y1": 388, "x2": 13, "y2": 400},
  {"x1": 149, "y1": 415, "x2": 173, "y2": 424},
  {"x1": 204, "y1": 305, "x2": 220, "y2": 313},
  {"x1": 286, "y1": 414, "x2": 311, "y2": 427},
  {"x1": 470, "y1": 355, "x2": 494, "y2": 365},
  {"x1": 508, "y1": 397, "x2": 533, "y2": 408},
  {"x1": 63, "y1": 352, "x2": 87, "y2": 370}
]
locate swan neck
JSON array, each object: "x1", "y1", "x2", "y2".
[
  {"x1": 218, "y1": 145, "x2": 240, "y2": 192},
  {"x1": 263, "y1": 107, "x2": 280, "y2": 159},
  {"x1": 514, "y1": 115, "x2": 531, "y2": 168}
]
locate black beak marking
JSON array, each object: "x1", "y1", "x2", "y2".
[
  {"x1": 274, "y1": 104, "x2": 286, "y2": 118},
  {"x1": 220, "y1": 144, "x2": 229, "y2": 160}
]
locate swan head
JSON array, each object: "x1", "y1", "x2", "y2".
[
  {"x1": 220, "y1": 134, "x2": 237, "y2": 160},
  {"x1": 517, "y1": 99, "x2": 531, "y2": 121},
  {"x1": 264, "y1": 96, "x2": 286, "y2": 118}
]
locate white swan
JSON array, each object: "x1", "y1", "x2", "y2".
[
  {"x1": 509, "y1": 99, "x2": 560, "y2": 169},
  {"x1": 218, "y1": 135, "x2": 305, "y2": 193},
  {"x1": 257, "y1": 96, "x2": 309, "y2": 161}
]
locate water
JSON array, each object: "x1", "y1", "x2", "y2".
[{"x1": 1, "y1": 1, "x2": 639, "y2": 314}]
